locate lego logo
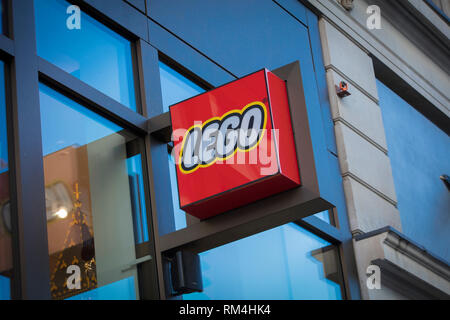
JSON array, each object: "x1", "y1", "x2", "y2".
[{"x1": 179, "y1": 101, "x2": 268, "y2": 174}]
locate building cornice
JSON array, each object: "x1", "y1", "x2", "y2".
[
  {"x1": 355, "y1": 226, "x2": 450, "y2": 299},
  {"x1": 304, "y1": 0, "x2": 450, "y2": 124},
  {"x1": 372, "y1": 0, "x2": 450, "y2": 75},
  {"x1": 383, "y1": 230, "x2": 450, "y2": 282},
  {"x1": 355, "y1": 226, "x2": 450, "y2": 282}
]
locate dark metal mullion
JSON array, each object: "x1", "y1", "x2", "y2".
[
  {"x1": 337, "y1": 242, "x2": 351, "y2": 300},
  {"x1": 144, "y1": 134, "x2": 175, "y2": 299},
  {"x1": 37, "y1": 57, "x2": 148, "y2": 135},
  {"x1": 32, "y1": 0, "x2": 145, "y2": 47},
  {"x1": 4, "y1": 52, "x2": 21, "y2": 301},
  {"x1": 137, "y1": 39, "x2": 164, "y2": 118},
  {"x1": 298, "y1": 216, "x2": 345, "y2": 244},
  {"x1": 0, "y1": 34, "x2": 13, "y2": 58},
  {"x1": 68, "y1": 0, "x2": 149, "y2": 42},
  {"x1": 10, "y1": 0, "x2": 51, "y2": 300},
  {"x1": 137, "y1": 39, "x2": 169, "y2": 299},
  {"x1": 0, "y1": 0, "x2": 18, "y2": 299},
  {"x1": 2, "y1": 0, "x2": 19, "y2": 301},
  {"x1": 131, "y1": 40, "x2": 144, "y2": 116},
  {"x1": 133, "y1": 138, "x2": 160, "y2": 300},
  {"x1": 137, "y1": 39, "x2": 178, "y2": 236}
]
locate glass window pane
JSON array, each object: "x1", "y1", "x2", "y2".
[
  {"x1": 312, "y1": 210, "x2": 332, "y2": 225},
  {"x1": 184, "y1": 223, "x2": 344, "y2": 300},
  {"x1": 127, "y1": 154, "x2": 149, "y2": 244},
  {"x1": 159, "y1": 61, "x2": 205, "y2": 231},
  {"x1": 159, "y1": 62, "x2": 205, "y2": 110},
  {"x1": 39, "y1": 83, "x2": 148, "y2": 300},
  {"x1": 0, "y1": 61, "x2": 13, "y2": 300},
  {"x1": 35, "y1": 0, "x2": 137, "y2": 111},
  {"x1": 66, "y1": 276, "x2": 136, "y2": 300}
]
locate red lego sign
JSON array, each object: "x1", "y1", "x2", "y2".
[{"x1": 170, "y1": 69, "x2": 300, "y2": 219}]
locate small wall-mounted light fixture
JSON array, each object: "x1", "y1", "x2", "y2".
[
  {"x1": 440, "y1": 174, "x2": 450, "y2": 191},
  {"x1": 336, "y1": 81, "x2": 351, "y2": 98},
  {"x1": 340, "y1": 0, "x2": 354, "y2": 11}
]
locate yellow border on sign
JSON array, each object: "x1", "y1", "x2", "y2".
[{"x1": 178, "y1": 101, "x2": 268, "y2": 175}]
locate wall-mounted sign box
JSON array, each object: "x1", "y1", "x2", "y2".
[{"x1": 170, "y1": 69, "x2": 300, "y2": 219}]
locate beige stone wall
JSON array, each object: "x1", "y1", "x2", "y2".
[{"x1": 319, "y1": 19, "x2": 401, "y2": 235}]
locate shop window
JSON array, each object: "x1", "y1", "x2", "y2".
[
  {"x1": 159, "y1": 61, "x2": 205, "y2": 231},
  {"x1": 35, "y1": 0, "x2": 138, "y2": 111},
  {"x1": 0, "y1": 61, "x2": 12, "y2": 300},
  {"x1": 183, "y1": 223, "x2": 345, "y2": 300},
  {"x1": 39, "y1": 83, "x2": 149, "y2": 299}
]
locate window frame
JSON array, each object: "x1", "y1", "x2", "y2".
[
  {"x1": 35, "y1": 0, "x2": 144, "y2": 115},
  {"x1": 0, "y1": 46, "x2": 19, "y2": 300}
]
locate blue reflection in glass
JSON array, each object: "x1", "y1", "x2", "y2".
[
  {"x1": 159, "y1": 61, "x2": 205, "y2": 231},
  {"x1": 67, "y1": 277, "x2": 136, "y2": 300},
  {"x1": 127, "y1": 155, "x2": 149, "y2": 244},
  {"x1": 39, "y1": 82, "x2": 149, "y2": 242},
  {"x1": 35, "y1": 0, "x2": 137, "y2": 111},
  {"x1": 184, "y1": 223, "x2": 343, "y2": 300},
  {"x1": 40, "y1": 84, "x2": 146, "y2": 299},
  {"x1": 0, "y1": 276, "x2": 10, "y2": 300},
  {"x1": 39, "y1": 83, "x2": 122, "y2": 156},
  {"x1": 159, "y1": 62, "x2": 205, "y2": 111},
  {"x1": 168, "y1": 154, "x2": 187, "y2": 230},
  {"x1": 313, "y1": 210, "x2": 331, "y2": 224}
]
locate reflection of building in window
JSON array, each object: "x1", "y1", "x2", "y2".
[
  {"x1": 44, "y1": 145, "x2": 97, "y2": 299},
  {"x1": 1, "y1": 145, "x2": 99, "y2": 299},
  {"x1": 39, "y1": 82, "x2": 145, "y2": 299},
  {"x1": 310, "y1": 245, "x2": 344, "y2": 293},
  {"x1": 46, "y1": 181, "x2": 74, "y2": 221},
  {"x1": 50, "y1": 183, "x2": 97, "y2": 300},
  {"x1": 0, "y1": 159, "x2": 7, "y2": 172}
]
